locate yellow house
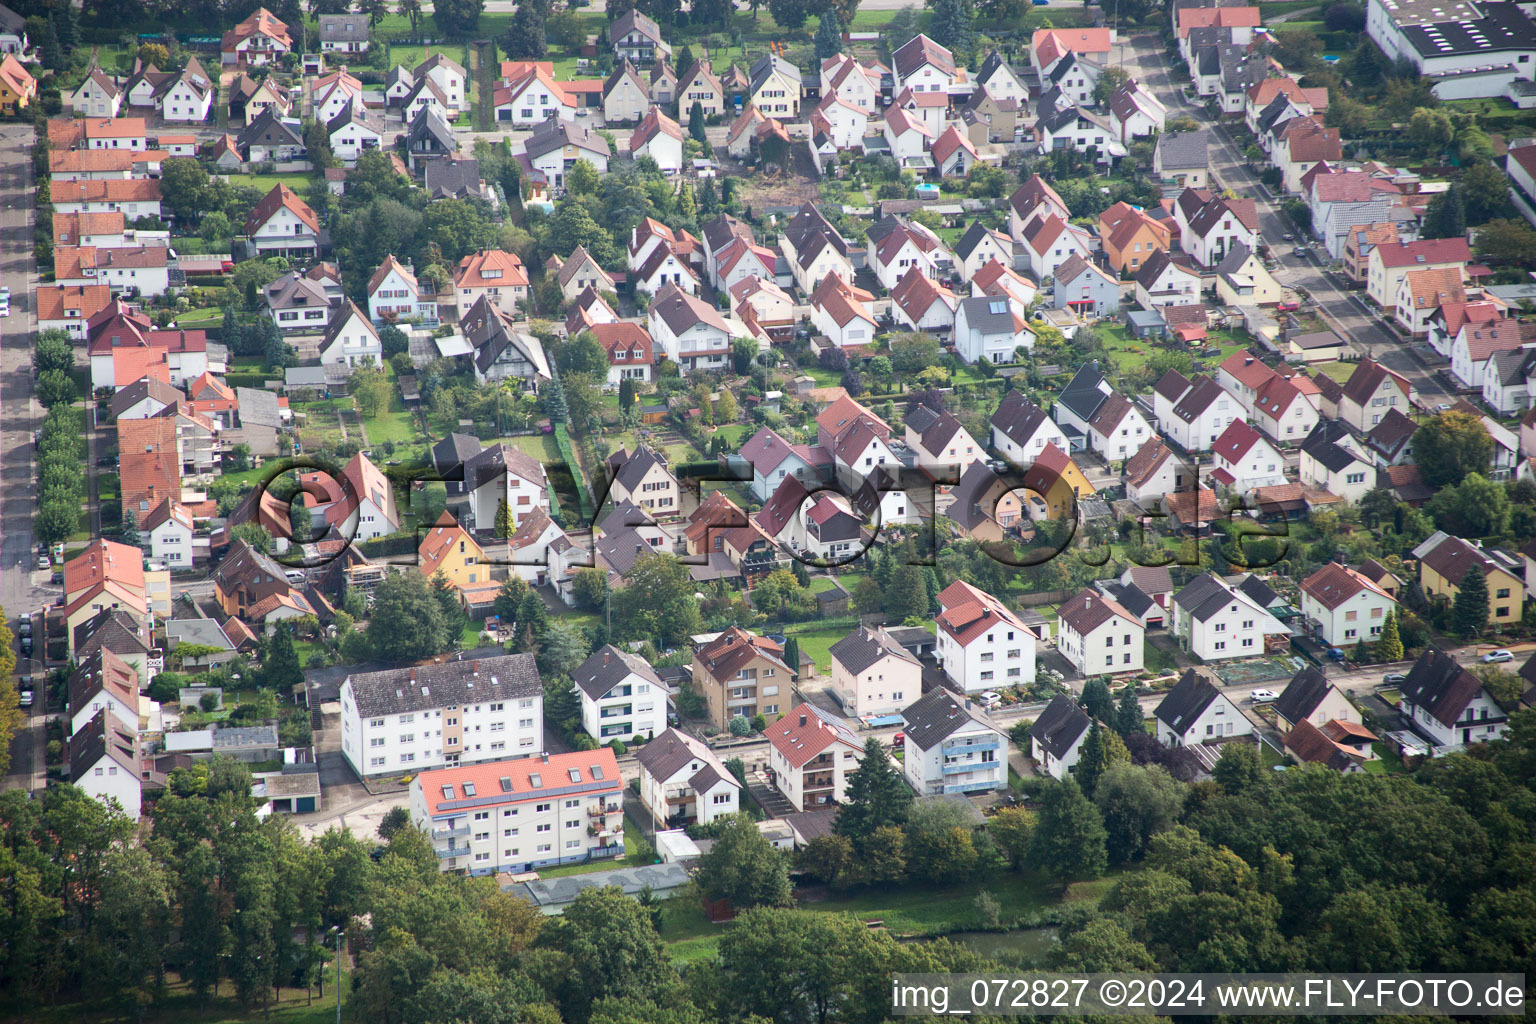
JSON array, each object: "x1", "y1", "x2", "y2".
[
  {"x1": 1215, "y1": 244, "x2": 1283, "y2": 307},
  {"x1": 0, "y1": 55, "x2": 36, "y2": 116},
  {"x1": 1418, "y1": 534, "x2": 1525, "y2": 628},
  {"x1": 1022, "y1": 442, "x2": 1094, "y2": 521},
  {"x1": 418, "y1": 512, "x2": 487, "y2": 588}
]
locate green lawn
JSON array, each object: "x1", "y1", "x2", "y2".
[
  {"x1": 532, "y1": 813, "x2": 650, "y2": 879},
  {"x1": 361, "y1": 407, "x2": 420, "y2": 446},
  {"x1": 230, "y1": 172, "x2": 322, "y2": 195},
  {"x1": 782, "y1": 622, "x2": 856, "y2": 673},
  {"x1": 1370, "y1": 741, "x2": 1404, "y2": 773},
  {"x1": 1315, "y1": 361, "x2": 1357, "y2": 384},
  {"x1": 20, "y1": 967, "x2": 355, "y2": 1024},
  {"x1": 176, "y1": 306, "x2": 226, "y2": 327}
]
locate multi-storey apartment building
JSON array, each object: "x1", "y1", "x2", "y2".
[
  {"x1": 691, "y1": 627, "x2": 793, "y2": 729},
  {"x1": 340, "y1": 655, "x2": 544, "y2": 778},
  {"x1": 764, "y1": 703, "x2": 862, "y2": 809},
  {"x1": 900, "y1": 688, "x2": 1006, "y2": 796},
  {"x1": 935, "y1": 580, "x2": 1037, "y2": 693},
  {"x1": 410, "y1": 748, "x2": 624, "y2": 875}
]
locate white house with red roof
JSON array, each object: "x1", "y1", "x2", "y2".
[
  {"x1": 871, "y1": 220, "x2": 940, "y2": 292},
  {"x1": 712, "y1": 236, "x2": 777, "y2": 295},
  {"x1": 1030, "y1": 27, "x2": 1113, "y2": 76},
  {"x1": 453, "y1": 248, "x2": 529, "y2": 316},
  {"x1": 86, "y1": 298, "x2": 208, "y2": 390},
  {"x1": 221, "y1": 7, "x2": 291, "y2": 66},
  {"x1": 731, "y1": 275, "x2": 795, "y2": 341},
  {"x1": 1365, "y1": 237, "x2": 1472, "y2": 310},
  {"x1": 1299, "y1": 561, "x2": 1397, "y2": 646},
  {"x1": 634, "y1": 242, "x2": 699, "y2": 297},
  {"x1": 1428, "y1": 298, "x2": 1503, "y2": 358},
  {"x1": 810, "y1": 273, "x2": 877, "y2": 350},
  {"x1": 1450, "y1": 316, "x2": 1532, "y2": 391},
  {"x1": 1057, "y1": 587, "x2": 1145, "y2": 676},
  {"x1": 1216, "y1": 352, "x2": 1320, "y2": 443},
  {"x1": 1018, "y1": 208, "x2": 1093, "y2": 283},
  {"x1": 143, "y1": 498, "x2": 195, "y2": 568},
  {"x1": 367, "y1": 254, "x2": 437, "y2": 325},
  {"x1": 1209, "y1": 419, "x2": 1286, "y2": 494},
  {"x1": 311, "y1": 69, "x2": 364, "y2": 123},
  {"x1": 243, "y1": 183, "x2": 319, "y2": 258},
  {"x1": 495, "y1": 65, "x2": 575, "y2": 125},
  {"x1": 891, "y1": 34, "x2": 957, "y2": 94},
  {"x1": 972, "y1": 258, "x2": 1039, "y2": 308},
  {"x1": 890, "y1": 267, "x2": 958, "y2": 333},
  {"x1": 936, "y1": 579, "x2": 1036, "y2": 694},
  {"x1": 765, "y1": 703, "x2": 863, "y2": 810},
  {"x1": 1124, "y1": 437, "x2": 1189, "y2": 505},
  {"x1": 810, "y1": 92, "x2": 868, "y2": 151},
  {"x1": 590, "y1": 322, "x2": 654, "y2": 386},
  {"x1": 932, "y1": 126, "x2": 980, "y2": 178},
  {"x1": 298, "y1": 453, "x2": 400, "y2": 541},
  {"x1": 882, "y1": 105, "x2": 933, "y2": 169},
  {"x1": 630, "y1": 106, "x2": 685, "y2": 173}
]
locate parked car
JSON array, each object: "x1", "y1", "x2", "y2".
[
  {"x1": 1280, "y1": 233, "x2": 1294, "y2": 242},
  {"x1": 1275, "y1": 300, "x2": 1300, "y2": 313},
  {"x1": 20, "y1": 634, "x2": 32, "y2": 656},
  {"x1": 891, "y1": 731, "x2": 904, "y2": 747},
  {"x1": 1482, "y1": 649, "x2": 1514, "y2": 663},
  {"x1": 978, "y1": 690, "x2": 1002, "y2": 708},
  {"x1": 1327, "y1": 647, "x2": 1347, "y2": 662},
  {"x1": 1382, "y1": 672, "x2": 1407, "y2": 684},
  {"x1": 1292, "y1": 246, "x2": 1310, "y2": 259},
  {"x1": 18, "y1": 690, "x2": 32, "y2": 708},
  {"x1": 1249, "y1": 688, "x2": 1279, "y2": 703},
  {"x1": 35, "y1": 555, "x2": 49, "y2": 571},
  {"x1": 284, "y1": 570, "x2": 308, "y2": 585}
]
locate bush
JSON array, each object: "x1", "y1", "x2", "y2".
[
  {"x1": 729, "y1": 715, "x2": 751, "y2": 736},
  {"x1": 607, "y1": 738, "x2": 628, "y2": 755}
]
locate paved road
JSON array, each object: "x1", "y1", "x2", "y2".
[
  {"x1": 0, "y1": 124, "x2": 46, "y2": 793},
  {"x1": 1118, "y1": 35, "x2": 1454, "y2": 402}
]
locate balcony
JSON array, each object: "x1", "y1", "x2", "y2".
[
  {"x1": 431, "y1": 824, "x2": 470, "y2": 840},
  {"x1": 435, "y1": 845, "x2": 467, "y2": 859},
  {"x1": 593, "y1": 841, "x2": 624, "y2": 856},
  {"x1": 943, "y1": 760, "x2": 1000, "y2": 776},
  {"x1": 942, "y1": 739, "x2": 1000, "y2": 755},
  {"x1": 588, "y1": 803, "x2": 621, "y2": 817},
  {"x1": 944, "y1": 779, "x2": 1000, "y2": 795}
]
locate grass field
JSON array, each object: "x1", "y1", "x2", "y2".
[
  {"x1": 782, "y1": 622, "x2": 857, "y2": 672},
  {"x1": 18, "y1": 968, "x2": 354, "y2": 1024},
  {"x1": 531, "y1": 813, "x2": 650, "y2": 879},
  {"x1": 1314, "y1": 360, "x2": 1357, "y2": 384}
]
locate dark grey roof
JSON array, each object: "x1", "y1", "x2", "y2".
[
  {"x1": 75, "y1": 608, "x2": 152, "y2": 662},
  {"x1": 424, "y1": 158, "x2": 483, "y2": 199},
  {"x1": 1237, "y1": 574, "x2": 1278, "y2": 609},
  {"x1": 1154, "y1": 669, "x2": 1223, "y2": 732},
  {"x1": 948, "y1": 461, "x2": 1002, "y2": 531},
  {"x1": 829, "y1": 625, "x2": 919, "y2": 676},
  {"x1": 344, "y1": 654, "x2": 541, "y2": 718},
  {"x1": 749, "y1": 53, "x2": 802, "y2": 91},
  {"x1": 237, "y1": 107, "x2": 303, "y2": 149},
  {"x1": 573, "y1": 644, "x2": 663, "y2": 700},
  {"x1": 526, "y1": 115, "x2": 610, "y2": 161},
  {"x1": 110, "y1": 376, "x2": 184, "y2": 418},
  {"x1": 1029, "y1": 693, "x2": 1091, "y2": 760},
  {"x1": 1057, "y1": 362, "x2": 1110, "y2": 422},
  {"x1": 1399, "y1": 2, "x2": 1536, "y2": 59},
  {"x1": 0, "y1": 4, "x2": 24, "y2": 34},
  {"x1": 1172, "y1": 571, "x2": 1240, "y2": 622},
  {"x1": 1272, "y1": 665, "x2": 1332, "y2": 725},
  {"x1": 903, "y1": 686, "x2": 995, "y2": 749},
  {"x1": 1102, "y1": 580, "x2": 1155, "y2": 619},
  {"x1": 991, "y1": 390, "x2": 1054, "y2": 449},
  {"x1": 606, "y1": 445, "x2": 668, "y2": 495},
  {"x1": 1156, "y1": 130, "x2": 1209, "y2": 170},
  {"x1": 595, "y1": 526, "x2": 654, "y2": 576},
  {"x1": 407, "y1": 106, "x2": 456, "y2": 152},
  {"x1": 432, "y1": 432, "x2": 483, "y2": 481},
  {"x1": 1299, "y1": 419, "x2": 1361, "y2": 473},
  {"x1": 318, "y1": 13, "x2": 369, "y2": 41},
  {"x1": 69, "y1": 708, "x2": 138, "y2": 782},
  {"x1": 953, "y1": 220, "x2": 1004, "y2": 263},
  {"x1": 463, "y1": 440, "x2": 545, "y2": 493},
  {"x1": 326, "y1": 98, "x2": 382, "y2": 137},
  {"x1": 634, "y1": 726, "x2": 719, "y2": 781},
  {"x1": 784, "y1": 808, "x2": 838, "y2": 843},
  {"x1": 1399, "y1": 646, "x2": 1490, "y2": 728}
]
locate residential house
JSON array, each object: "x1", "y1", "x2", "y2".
[
  {"x1": 830, "y1": 626, "x2": 922, "y2": 720},
  {"x1": 1451, "y1": 317, "x2": 1532, "y2": 395},
  {"x1": 1366, "y1": 238, "x2": 1471, "y2": 312},
  {"x1": 1100, "y1": 202, "x2": 1170, "y2": 276},
  {"x1": 1029, "y1": 693, "x2": 1093, "y2": 779},
  {"x1": 1343, "y1": 221, "x2": 1401, "y2": 287},
  {"x1": 463, "y1": 440, "x2": 551, "y2": 533},
  {"x1": 142, "y1": 499, "x2": 195, "y2": 568},
  {"x1": 609, "y1": 9, "x2": 671, "y2": 64},
  {"x1": 602, "y1": 445, "x2": 678, "y2": 514},
  {"x1": 69, "y1": 710, "x2": 142, "y2": 818},
  {"x1": 210, "y1": 539, "x2": 315, "y2": 630},
  {"x1": 1209, "y1": 419, "x2": 1287, "y2": 494},
  {"x1": 932, "y1": 125, "x2": 980, "y2": 178},
  {"x1": 1050, "y1": 254, "x2": 1119, "y2": 318},
  {"x1": 648, "y1": 283, "x2": 732, "y2": 371},
  {"x1": 679, "y1": 58, "x2": 725, "y2": 117},
  {"x1": 0, "y1": 4, "x2": 25, "y2": 54},
  {"x1": 935, "y1": 579, "x2": 1036, "y2": 694},
  {"x1": 326, "y1": 100, "x2": 384, "y2": 164},
  {"x1": 1273, "y1": 666, "x2": 1361, "y2": 731},
  {"x1": 1125, "y1": 437, "x2": 1190, "y2": 505},
  {"x1": 602, "y1": 60, "x2": 650, "y2": 123},
  {"x1": 220, "y1": 6, "x2": 291, "y2": 66},
  {"x1": 901, "y1": 688, "x2": 1006, "y2": 796},
  {"x1": 1396, "y1": 266, "x2": 1467, "y2": 337},
  {"x1": 495, "y1": 65, "x2": 576, "y2": 126},
  {"x1": 1174, "y1": 188, "x2": 1259, "y2": 268},
  {"x1": 749, "y1": 53, "x2": 802, "y2": 118},
  {"x1": 739, "y1": 426, "x2": 821, "y2": 501},
  {"x1": 367, "y1": 254, "x2": 437, "y2": 325},
  {"x1": 68, "y1": 649, "x2": 143, "y2": 739},
  {"x1": 1171, "y1": 573, "x2": 1289, "y2": 662},
  {"x1": 297, "y1": 451, "x2": 399, "y2": 542},
  {"x1": 1135, "y1": 250, "x2": 1201, "y2": 309},
  {"x1": 522, "y1": 115, "x2": 611, "y2": 192},
  {"x1": 416, "y1": 511, "x2": 486, "y2": 589},
  {"x1": 1108, "y1": 79, "x2": 1168, "y2": 143},
  {"x1": 265, "y1": 270, "x2": 334, "y2": 334},
  {"x1": 810, "y1": 273, "x2": 878, "y2": 351},
  {"x1": 415, "y1": 52, "x2": 467, "y2": 112},
  {"x1": 1057, "y1": 587, "x2": 1145, "y2": 676},
  {"x1": 732, "y1": 275, "x2": 795, "y2": 341},
  {"x1": 904, "y1": 404, "x2": 982, "y2": 478},
  {"x1": 1155, "y1": 668, "x2": 1253, "y2": 747},
  {"x1": 1031, "y1": 27, "x2": 1113, "y2": 77},
  {"x1": 1019, "y1": 209, "x2": 1094, "y2": 284},
  {"x1": 341, "y1": 653, "x2": 543, "y2": 778},
  {"x1": 317, "y1": 300, "x2": 382, "y2": 368},
  {"x1": 1036, "y1": 105, "x2": 1128, "y2": 164},
  {"x1": 1298, "y1": 560, "x2": 1397, "y2": 647},
  {"x1": 243, "y1": 183, "x2": 319, "y2": 258},
  {"x1": 591, "y1": 322, "x2": 654, "y2": 387},
  {"x1": 1215, "y1": 243, "x2": 1283, "y2": 307},
  {"x1": 692, "y1": 627, "x2": 792, "y2": 728},
  {"x1": 1430, "y1": 298, "x2": 1504, "y2": 359},
  {"x1": 575, "y1": 645, "x2": 667, "y2": 743},
  {"x1": 70, "y1": 66, "x2": 122, "y2": 118},
  {"x1": 1415, "y1": 531, "x2": 1526, "y2": 628},
  {"x1": 318, "y1": 12, "x2": 369, "y2": 52},
  {"x1": 629, "y1": 106, "x2": 685, "y2": 173},
  {"x1": 821, "y1": 53, "x2": 882, "y2": 112},
  {"x1": 1332, "y1": 358, "x2": 1415, "y2": 434},
  {"x1": 891, "y1": 33, "x2": 957, "y2": 94},
  {"x1": 1299, "y1": 419, "x2": 1375, "y2": 502},
  {"x1": 765, "y1": 703, "x2": 862, "y2": 810},
  {"x1": 952, "y1": 295, "x2": 1033, "y2": 364},
  {"x1": 1153, "y1": 371, "x2": 1241, "y2": 451},
  {"x1": 62, "y1": 540, "x2": 150, "y2": 659},
  {"x1": 454, "y1": 249, "x2": 530, "y2": 317},
  {"x1": 636, "y1": 728, "x2": 741, "y2": 829},
  {"x1": 1398, "y1": 646, "x2": 1511, "y2": 755}
]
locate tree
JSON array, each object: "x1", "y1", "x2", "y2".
[
  {"x1": 1092, "y1": 66, "x2": 1130, "y2": 107},
  {"x1": 566, "y1": 159, "x2": 601, "y2": 197},
  {"x1": 1422, "y1": 184, "x2": 1466, "y2": 239},
  {"x1": 571, "y1": 567, "x2": 610, "y2": 612},
  {"x1": 119, "y1": 508, "x2": 141, "y2": 548},
  {"x1": 1212, "y1": 743, "x2": 1265, "y2": 796},
  {"x1": 264, "y1": 623, "x2": 304, "y2": 690},
  {"x1": 560, "y1": 332, "x2": 610, "y2": 378},
  {"x1": 36, "y1": 369, "x2": 76, "y2": 407},
  {"x1": 1114, "y1": 686, "x2": 1144, "y2": 736},
  {"x1": 1408, "y1": 107, "x2": 1454, "y2": 156},
  {"x1": 1075, "y1": 722, "x2": 1129, "y2": 799},
  {"x1": 782, "y1": 635, "x2": 801, "y2": 679},
  {"x1": 494, "y1": 576, "x2": 530, "y2": 624},
  {"x1": 1415, "y1": 410, "x2": 1493, "y2": 486},
  {"x1": 35, "y1": 329, "x2": 74, "y2": 376},
  {"x1": 547, "y1": 9, "x2": 587, "y2": 50},
  {"x1": 1030, "y1": 778, "x2": 1107, "y2": 880},
  {"x1": 1462, "y1": 162, "x2": 1516, "y2": 226},
  {"x1": 377, "y1": 806, "x2": 411, "y2": 841},
  {"x1": 543, "y1": 674, "x2": 582, "y2": 736},
  {"x1": 399, "y1": 0, "x2": 424, "y2": 34},
  {"x1": 930, "y1": 0, "x2": 973, "y2": 55},
  {"x1": 1325, "y1": 94, "x2": 1372, "y2": 137},
  {"x1": 852, "y1": 576, "x2": 884, "y2": 615},
  {"x1": 1452, "y1": 564, "x2": 1489, "y2": 639},
  {"x1": 367, "y1": 570, "x2": 450, "y2": 661},
  {"x1": 1476, "y1": 218, "x2": 1536, "y2": 268},
  {"x1": 796, "y1": 832, "x2": 855, "y2": 886},
  {"x1": 714, "y1": 390, "x2": 737, "y2": 423},
  {"x1": 1375, "y1": 609, "x2": 1404, "y2": 662},
  {"x1": 1080, "y1": 679, "x2": 1113, "y2": 721},
  {"x1": 767, "y1": 0, "x2": 810, "y2": 28},
  {"x1": 836, "y1": 738, "x2": 912, "y2": 840},
  {"x1": 542, "y1": 373, "x2": 569, "y2": 424},
  {"x1": 883, "y1": 564, "x2": 929, "y2": 621},
  {"x1": 379, "y1": 324, "x2": 409, "y2": 359},
  {"x1": 890, "y1": 333, "x2": 941, "y2": 373},
  {"x1": 503, "y1": 3, "x2": 547, "y2": 58},
  {"x1": 609, "y1": 553, "x2": 699, "y2": 646},
  {"x1": 987, "y1": 806, "x2": 1035, "y2": 870},
  {"x1": 432, "y1": 0, "x2": 484, "y2": 35},
  {"x1": 1093, "y1": 763, "x2": 1183, "y2": 865},
  {"x1": 696, "y1": 813, "x2": 794, "y2": 908},
  {"x1": 349, "y1": 364, "x2": 392, "y2": 418},
  {"x1": 687, "y1": 101, "x2": 708, "y2": 146},
  {"x1": 546, "y1": 885, "x2": 674, "y2": 1021},
  {"x1": 814, "y1": 13, "x2": 843, "y2": 59}
]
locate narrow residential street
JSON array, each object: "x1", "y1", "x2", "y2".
[
  {"x1": 0, "y1": 123, "x2": 46, "y2": 793},
  {"x1": 1117, "y1": 33, "x2": 1453, "y2": 401}
]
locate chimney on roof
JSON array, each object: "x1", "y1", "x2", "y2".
[
  {"x1": 603, "y1": 650, "x2": 610, "y2": 666},
  {"x1": 409, "y1": 668, "x2": 415, "y2": 682},
  {"x1": 540, "y1": 751, "x2": 549, "y2": 763},
  {"x1": 472, "y1": 660, "x2": 479, "y2": 674}
]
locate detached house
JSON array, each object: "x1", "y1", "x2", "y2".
[
  {"x1": 1173, "y1": 188, "x2": 1259, "y2": 268},
  {"x1": 1209, "y1": 419, "x2": 1286, "y2": 494},
  {"x1": 1415, "y1": 531, "x2": 1526, "y2": 628},
  {"x1": 221, "y1": 7, "x2": 291, "y2": 66},
  {"x1": 629, "y1": 106, "x2": 685, "y2": 173},
  {"x1": 1029, "y1": 694, "x2": 1093, "y2": 779},
  {"x1": 609, "y1": 9, "x2": 671, "y2": 64},
  {"x1": 1155, "y1": 668, "x2": 1252, "y2": 747},
  {"x1": 953, "y1": 295, "x2": 1033, "y2": 364},
  {"x1": 904, "y1": 403, "x2": 982, "y2": 478},
  {"x1": 1399, "y1": 647, "x2": 1511, "y2": 755},
  {"x1": 575, "y1": 645, "x2": 667, "y2": 743},
  {"x1": 367, "y1": 254, "x2": 437, "y2": 325},
  {"x1": 901, "y1": 688, "x2": 1006, "y2": 796},
  {"x1": 991, "y1": 392, "x2": 1069, "y2": 467},
  {"x1": 1124, "y1": 437, "x2": 1190, "y2": 505},
  {"x1": 636, "y1": 728, "x2": 741, "y2": 829},
  {"x1": 1299, "y1": 419, "x2": 1375, "y2": 503},
  {"x1": 648, "y1": 283, "x2": 732, "y2": 371},
  {"x1": 602, "y1": 60, "x2": 650, "y2": 123},
  {"x1": 1333, "y1": 358, "x2": 1415, "y2": 434},
  {"x1": 830, "y1": 625, "x2": 922, "y2": 719},
  {"x1": 749, "y1": 54, "x2": 802, "y2": 118},
  {"x1": 463, "y1": 440, "x2": 550, "y2": 533},
  {"x1": 1135, "y1": 250, "x2": 1201, "y2": 309},
  {"x1": 602, "y1": 445, "x2": 678, "y2": 514},
  {"x1": 1299, "y1": 561, "x2": 1397, "y2": 647},
  {"x1": 243, "y1": 183, "x2": 319, "y2": 259},
  {"x1": 454, "y1": 249, "x2": 530, "y2": 317},
  {"x1": 1273, "y1": 666, "x2": 1361, "y2": 732},
  {"x1": 1057, "y1": 587, "x2": 1145, "y2": 676},
  {"x1": 692, "y1": 627, "x2": 792, "y2": 729},
  {"x1": 1171, "y1": 572, "x2": 1289, "y2": 662},
  {"x1": 1153, "y1": 371, "x2": 1241, "y2": 452},
  {"x1": 70, "y1": 710, "x2": 142, "y2": 819},
  {"x1": 1052, "y1": 254, "x2": 1119, "y2": 318},
  {"x1": 317, "y1": 300, "x2": 382, "y2": 368},
  {"x1": 936, "y1": 580, "x2": 1036, "y2": 694},
  {"x1": 460, "y1": 296, "x2": 552, "y2": 385},
  {"x1": 766, "y1": 704, "x2": 862, "y2": 810},
  {"x1": 891, "y1": 33, "x2": 957, "y2": 94}
]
